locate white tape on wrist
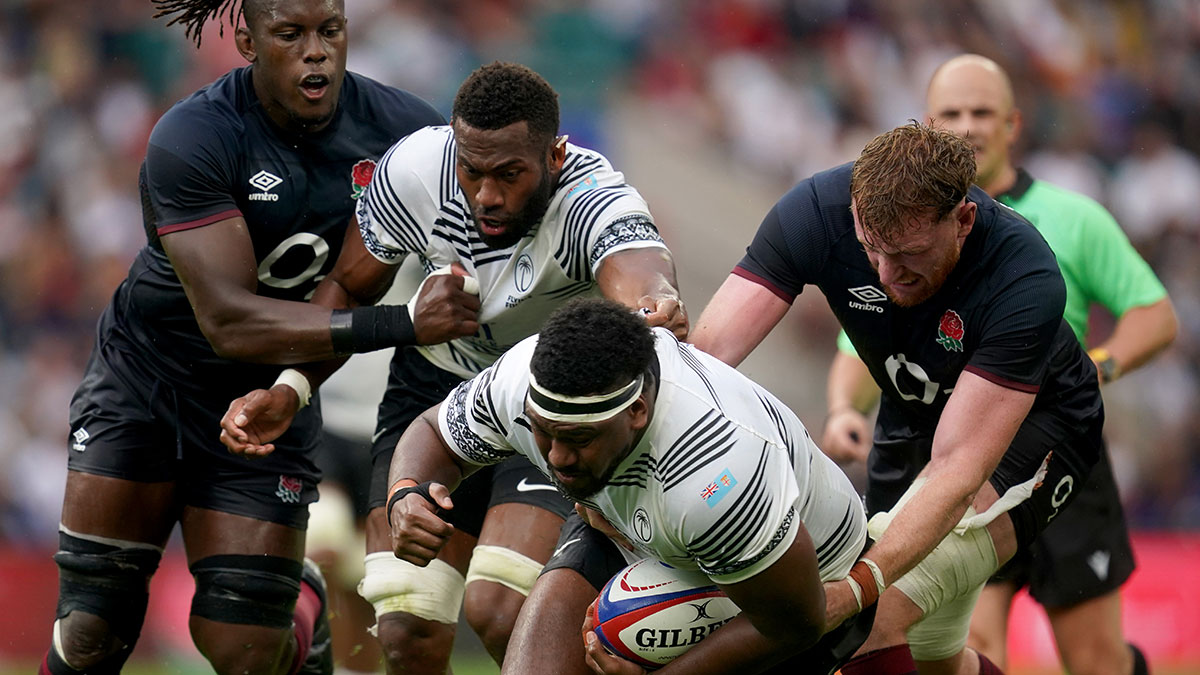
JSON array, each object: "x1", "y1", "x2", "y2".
[
  {"x1": 273, "y1": 368, "x2": 312, "y2": 409},
  {"x1": 861, "y1": 557, "x2": 886, "y2": 596},
  {"x1": 845, "y1": 576, "x2": 865, "y2": 611}
]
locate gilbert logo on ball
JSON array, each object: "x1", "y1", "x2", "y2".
[{"x1": 591, "y1": 559, "x2": 741, "y2": 669}]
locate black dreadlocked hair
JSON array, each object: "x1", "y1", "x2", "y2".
[
  {"x1": 452, "y1": 62, "x2": 560, "y2": 148},
  {"x1": 152, "y1": 0, "x2": 244, "y2": 47},
  {"x1": 531, "y1": 298, "x2": 656, "y2": 398}
]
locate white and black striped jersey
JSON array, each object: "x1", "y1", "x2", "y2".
[
  {"x1": 437, "y1": 328, "x2": 867, "y2": 585},
  {"x1": 356, "y1": 125, "x2": 668, "y2": 378}
]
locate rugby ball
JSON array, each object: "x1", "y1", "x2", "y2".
[{"x1": 590, "y1": 559, "x2": 741, "y2": 669}]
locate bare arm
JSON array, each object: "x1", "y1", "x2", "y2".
[
  {"x1": 1093, "y1": 297, "x2": 1178, "y2": 381},
  {"x1": 844, "y1": 371, "x2": 1031, "y2": 599},
  {"x1": 312, "y1": 219, "x2": 400, "y2": 310},
  {"x1": 585, "y1": 526, "x2": 827, "y2": 674},
  {"x1": 689, "y1": 274, "x2": 790, "y2": 366},
  {"x1": 162, "y1": 217, "x2": 343, "y2": 364},
  {"x1": 596, "y1": 247, "x2": 689, "y2": 339},
  {"x1": 386, "y1": 406, "x2": 481, "y2": 566},
  {"x1": 821, "y1": 351, "x2": 880, "y2": 463}
]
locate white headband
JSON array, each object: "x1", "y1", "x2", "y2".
[{"x1": 526, "y1": 372, "x2": 644, "y2": 423}]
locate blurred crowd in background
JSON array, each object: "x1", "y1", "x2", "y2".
[{"x1": 1, "y1": 0, "x2": 1198, "y2": 549}]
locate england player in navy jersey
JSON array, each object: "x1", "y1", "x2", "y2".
[
  {"x1": 46, "y1": 1, "x2": 443, "y2": 674},
  {"x1": 691, "y1": 123, "x2": 1104, "y2": 675},
  {"x1": 825, "y1": 56, "x2": 1174, "y2": 675},
  {"x1": 219, "y1": 62, "x2": 688, "y2": 674}
]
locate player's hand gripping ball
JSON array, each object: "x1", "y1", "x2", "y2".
[{"x1": 590, "y1": 559, "x2": 741, "y2": 669}]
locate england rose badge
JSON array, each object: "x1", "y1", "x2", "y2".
[
  {"x1": 350, "y1": 159, "x2": 376, "y2": 199},
  {"x1": 936, "y1": 309, "x2": 965, "y2": 352}
]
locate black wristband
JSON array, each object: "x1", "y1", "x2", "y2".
[
  {"x1": 329, "y1": 305, "x2": 416, "y2": 356},
  {"x1": 386, "y1": 481, "x2": 441, "y2": 527}
]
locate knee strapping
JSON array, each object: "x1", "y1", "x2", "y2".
[
  {"x1": 53, "y1": 529, "x2": 162, "y2": 650},
  {"x1": 868, "y1": 498, "x2": 999, "y2": 662},
  {"x1": 190, "y1": 555, "x2": 302, "y2": 629},
  {"x1": 465, "y1": 545, "x2": 544, "y2": 597},
  {"x1": 358, "y1": 551, "x2": 465, "y2": 625}
]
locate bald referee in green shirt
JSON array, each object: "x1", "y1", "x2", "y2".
[{"x1": 822, "y1": 54, "x2": 1177, "y2": 675}]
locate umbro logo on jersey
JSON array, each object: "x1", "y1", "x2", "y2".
[
  {"x1": 71, "y1": 428, "x2": 89, "y2": 452},
  {"x1": 847, "y1": 285, "x2": 886, "y2": 313},
  {"x1": 249, "y1": 170, "x2": 282, "y2": 201}
]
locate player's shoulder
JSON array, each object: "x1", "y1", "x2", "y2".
[
  {"x1": 555, "y1": 143, "x2": 645, "y2": 206},
  {"x1": 149, "y1": 68, "x2": 248, "y2": 150},
  {"x1": 340, "y1": 71, "x2": 444, "y2": 131},
  {"x1": 374, "y1": 125, "x2": 455, "y2": 199},
  {"x1": 777, "y1": 162, "x2": 852, "y2": 211}
]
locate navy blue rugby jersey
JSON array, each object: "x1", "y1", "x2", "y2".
[
  {"x1": 107, "y1": 65, "x2": 443, "y2": 400},
  {"x1": 735, "y1": 163, "x2": 1102, "y2": 441}
]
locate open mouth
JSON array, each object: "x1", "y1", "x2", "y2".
[
  {"x1": 476, "y1": 216, "x2": 509, "y2": 237},
  {"x1": 299, "y1": 74, "x2": 330, "y2": 101}
]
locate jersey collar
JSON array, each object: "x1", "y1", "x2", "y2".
[{"x1": 996, "y1": 167, "x2": 1034, "y2": 203}]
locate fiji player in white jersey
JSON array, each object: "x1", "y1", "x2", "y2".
[
  {"x1": 387, "y1": 299, "x2": 877, "y2": 675},
  {"x1": 358, "y1": 123, "x2": 669, "y2": 378},
  {"x1": 221, "y1": 63, "x2": 687, "y2": 674}
]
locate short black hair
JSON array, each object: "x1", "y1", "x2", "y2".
[
  {"x1": 152, "y1": 0, "x2": 268, "y2": 47},
  {"x1": 531, "y1": 298, "x2": 656, "y2": 397},
  {"x1": 452, "y1": 62, "x2": 560, "y2": 147}
]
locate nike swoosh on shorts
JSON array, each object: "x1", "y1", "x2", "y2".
[
  {"x1": 552, "y1": 537, "x2": 582, "y2": 559},
  {"x1": 516, "y1": 477, "x2": 558, "y2": 493}
]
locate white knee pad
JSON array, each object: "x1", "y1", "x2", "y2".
[
  {"x1": 358, "y1": 552, "x2": 465, "y2": 625},
  {"x1": 464, "y1": 545, "x2": 544, "y2": 597}
]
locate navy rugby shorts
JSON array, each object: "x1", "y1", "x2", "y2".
[
  {"x1": 990, "y1": 448, "x2": 1135, "y2": 607},
  {"x1": 68, "y1": 337, "x2": 320, "y2": 529}
]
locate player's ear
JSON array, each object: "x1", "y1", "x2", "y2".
[
  {"x1": 954, "y1": 200, "x2": 976, "y2": 242},
  {"x1": 628, "y1": 395, "x2": 650, "y2": 432},
  {"x1": 549, "y1": 134, "x2": 568, "y2": 172},
  {"x1": 235, "y1": 25, "x2": 257, "y2": 63}
]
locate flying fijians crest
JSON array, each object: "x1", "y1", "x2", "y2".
[
  {"x1": 936, "y1": 309, "x2": 965, "y2": 352},
  {"x1": 350, "y1": 159, "x2": 376, "y2": 199}
]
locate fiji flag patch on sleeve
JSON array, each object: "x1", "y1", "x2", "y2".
[{"x1": 700, "y1": 468, "x2": 738, "y2": 508}]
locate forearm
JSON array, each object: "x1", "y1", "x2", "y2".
[
  {"x1": 201, "y1": 297, "x2": 342, "y2": 364},
  {"x1": 1095, "y1": 298, "x2": 1178, "y2": 378},
  {"x1": 387, "y1": 410, "x2": 471, "y2": 492},
  {"x1": 597, "y1": 248, "x2": 681, "y2": 306},
  {"x1": 865, "y1": 464, "x2": 981, "y2": 587},
  {"x1": 826, "y1": 351, "x2": 880, "y2": 414},
  {"x1": 657, "y1": 614, "x2": 819, "y2": 674},
  {"x1": 690, "y1": 274, "x2": 790, "y2": 366},
  {"x1": 866, "y1": 373, "x2": 1029, "y2": 587}
]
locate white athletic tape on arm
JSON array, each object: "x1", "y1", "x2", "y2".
[
  {"x1": 358, "y1": 551, "x2": 465, "y2": 625},
  {"x1": 273, "y1": 368, "x2": 312, "y2": 409},
  {"x1": 464, "y1": 545, "x2": 545, "y2": 597},
  {"x1": 407, "y1": 265, "x2": 480, "y2": 323}
]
